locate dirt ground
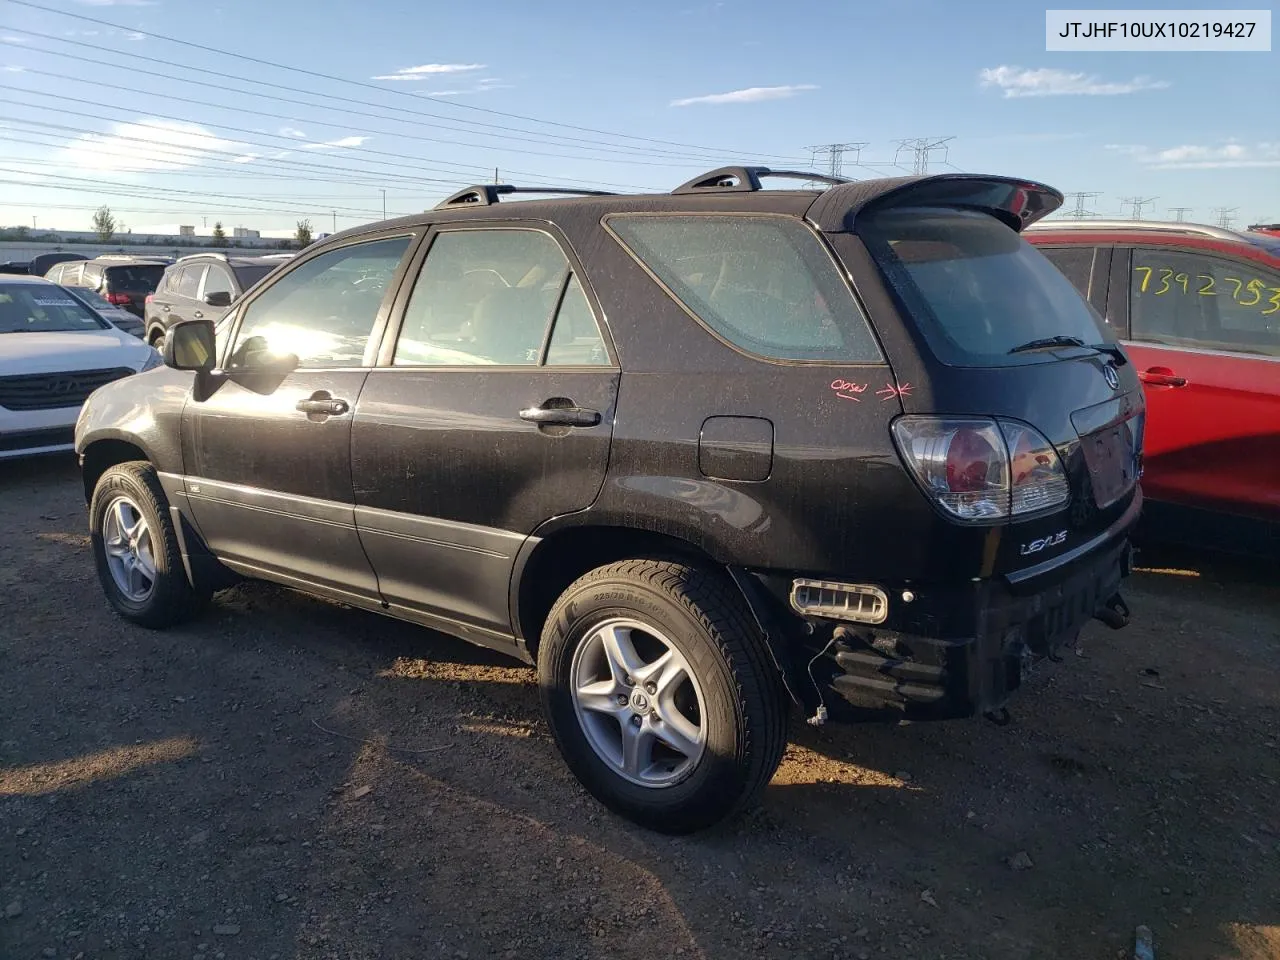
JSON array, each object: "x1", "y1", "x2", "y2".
[{"x1": 1, "y1": 455, "x2": 1277, "y2": 960}]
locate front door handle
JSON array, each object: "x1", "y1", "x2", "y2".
[
  {"x1": 1138, "y1": 367, "x2": 1188, "y2": 388},
  {"x1": 519, "y1": 403, "x2": 601, "y2": 427},
  {"x1": 296, "y1": 395, "x2": 350, "y2": 416},
  {"x1": 193, "y1": 310, "x2": 203, "y2": 319}
]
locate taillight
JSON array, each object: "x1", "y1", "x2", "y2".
[
  {"x1": 106, "y1": 291, "x2": 131, "y2": 306},
  {"x1": 144, "y1": 293, "x2": 154, "y2": 304},
  {"x1": 892, "y1": 416, "x2": 1070, "y2": 523}
]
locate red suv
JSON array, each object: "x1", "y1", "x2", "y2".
[{"x1": 1026, "y1": 220, "x2": 1280, "y2": 558}]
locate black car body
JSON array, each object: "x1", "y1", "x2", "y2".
[
  {"x1": 49, "y1": 255, "x2": 169, "y2": 320},
  {"x1": 74, "y1": 168, "x2": 1143, "y2": 833},
  {"x1": 144, "y1": 253, "x2": 289, "y2": 347}
]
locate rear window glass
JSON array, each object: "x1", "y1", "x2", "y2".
[
  {"x1": 608, "y1": 214, "x2": 883, "y2": 363},
  {"x1": 859, "y1": 207, "x2": 1114, "y2": 366},
  {"x1": 104, "y1": 265, "x2": 165, "y2": 291}
]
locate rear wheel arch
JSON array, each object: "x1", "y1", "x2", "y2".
[{"x1": 512, "y1": 524, "x2": 804, "y2": 705}]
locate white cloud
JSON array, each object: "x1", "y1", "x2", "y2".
[
  {"x1": 1107, "y1": 141, "x2": 1280, "y2": 169},
  {"x1": 278, "y1": 126, "x2": 307, "y2": 139},
  {"x1": 1, "y1": 35, "x2": 30, "y2": 43},
  {"x1": 74, "y1": 0, "x2": 156, "y2": 6},
  {"x1": 979, "y1": 65, "x2": 1169, "y2": 97},
  {"x1": 2, "y1": 65, "x2": 25, "y2": 73},
  {"x1": 372, "y1": 63, "x2": 485, "y2": 80},
  {"x1": 125, "y1": 31, "x2": 146, "y2": 40},
  {"x1": 670, "y1": 84, "x2": 817, "y2": 107},
  {"x1": 59, "y1": 118, "x2": 248, "y2": 172},
  {"x1": 301, "y1": 135, "x2": 370, "y2": 151},
  {"x1": 423, "y1": 77, "x2": 512, "y2": 97}
]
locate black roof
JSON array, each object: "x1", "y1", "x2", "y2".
[{"x1": 319, "y1": 167, "x2": 1064, "y2": 248}]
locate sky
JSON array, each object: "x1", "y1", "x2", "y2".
[{"x1": 0, "y1": 0, "x2": 1276, "y2": 236}]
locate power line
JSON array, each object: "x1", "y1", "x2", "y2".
[
  {"x1": 806, "y1": 142, "x2": 867, "y2": 180},
  {"x1": 0, "y1": 42, "x2": 771, "y2": 171},
  {"x1": 2, "y1": 0, "x2": 805, "y2": 162},
  {"x1": 1168, "y1": 206, "x2": 1193, "y2": 222},
  {"x1": 1213, "y1": 206, "x2": 1239, "y2": 229},
  {"x1": 1121, "y1": 196, "x2": 1158, "y2": 220}
]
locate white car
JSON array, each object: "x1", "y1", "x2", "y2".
[{"x1": 0, "y1": 276, "x2": 161, "y2": 460}]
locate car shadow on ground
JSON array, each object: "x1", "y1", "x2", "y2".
[{"x1": 2, "y1": 455, "x2": 1277, "y2": 959}]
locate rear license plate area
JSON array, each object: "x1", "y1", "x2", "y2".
[{"x1": 1081, "y1": 422, "x2": 1137, "y2": 508}]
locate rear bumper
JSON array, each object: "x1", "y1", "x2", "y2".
[{"x1": 784, "y1": 497, "x2": 1141, "y2": 724}]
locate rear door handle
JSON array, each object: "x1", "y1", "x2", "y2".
[
  {"x1": 296, "y1": 396, "x2": 350, "y2": 416},
  {"x1": 193, "y1": 310, "x2": 203, "y2": 319},
  {"x1": 519, "y1": 403, "x2": 601, "y2": 427},
  {"x1": 1138, "y1": 368, "x2": 1188, "y2": 387}
]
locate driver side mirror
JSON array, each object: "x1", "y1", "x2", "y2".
[
  {"x1": 164, "y1": 317, "x2": 216, "y2": 373},
  {"x1": 204, "y1": 290, "x2": 233, "y2": 308}
]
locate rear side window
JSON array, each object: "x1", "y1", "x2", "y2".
[
  {"x1": 608, "y1": 214, "x2": 883, "y2": 363},
  {"x1": 860, "y1": 207, "x2": 1113, "y2": 366},
  {"x1": 177, "y1": 265, "x2": 204, "y2": 299},
  {"x1": 232, "y1": 265, "x2": 273, "y2": 291},
  {"x1": 1038, "y1": 246, "x2": 1096, "y2": 298}
]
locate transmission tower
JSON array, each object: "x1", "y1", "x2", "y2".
[
  {"x1": 894, "y1": 137, "x2": 956, "y2": 175},
  {"x1": 1168, "y1": 206, "x2": 1193, "y2": 222},
  {"x1": 1064, "y1": 192, "x2": 1102, "y2": 219},
  {"x1": 1121, "y1": 196, "x2": 1158, "y2": 220},
  {"x1": 1213, "y1": 206, "x2": 1239, "y2": 229},
  {"x1": 806, "y1": 142, "x2": 868, "y2": 181}
]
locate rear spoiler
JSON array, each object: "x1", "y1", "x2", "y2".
[{"x1": 805, "y1": 174, "x2": 1064, "y2": 234}]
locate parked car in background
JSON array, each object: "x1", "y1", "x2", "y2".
[
  {"x1": 0, "y1": 276, "x2": 160, "y2": 460},
  {"x1": 76, "y1": 168, "x2": 1141, "y2": 833},
  {"x1": 28, "y1": 252, "x2": 88, "y2": 277},
  {"x1": 64, "y1": 286, "x2": 147, "y2": 339},
  {"x1": 47, "y1": 255, "x2": 169, "y2": 321},
  {"x1": 1248, "y1": 223, "x2": 1280, "y2": 239},
  {"x1": 1027, "y1": 219, "x2": 1280, "y2": 558},
  {"x1": 0, "y1": 261, "x2": 30, "y2": 276},
  {"x1": 143, "y1": 252, "x2": 290, "y2": 348}
]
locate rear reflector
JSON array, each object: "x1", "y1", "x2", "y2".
[
  {"x1": 790, "y1": 579, "x2": 889, "y2": 623},
  {"x1": 892, "y1": 416, "x2": 1071, "y2": 523}
]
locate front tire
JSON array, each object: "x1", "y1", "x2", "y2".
[
  {"x1": 90, "y1": 461, "x2": 208, "y2": 629},
  {"x1": 537, "y1": 558, "x2": 788, "y2": 834}
]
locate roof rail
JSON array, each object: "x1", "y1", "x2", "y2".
[
  {"x1": 1025, "y1": 218, "x2": 1249, "y2": 243},
  {"x1": 434, "y1": 184, "x2": 617, "y2": 210},
  {"x1": 177, "y1": 252, "x2": 227, "y2": 262},
  {"x1": 671, "y1": 166, "x2": 850, "y2": 195}
]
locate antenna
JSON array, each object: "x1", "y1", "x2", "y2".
[
  {"x1": 1064, "y1": 192, "x2": 1102, "y2": 219},
  {"x1": 893, "y1": 137, "x2": 956, "y2": 175},
  {"x1": 1121, "y1": 196, "x2": 1158, "y2": 220},
  {"x1": 1213, "y1": 206, "x2": 1239, "y2": 229}
]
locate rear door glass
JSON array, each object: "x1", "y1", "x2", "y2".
[
  {"x1": 859, "y1": 207, "x2": 1114, "y2": 366},
  {"x1": 607, "y1": 214, "x2": 883, "y2": 363}
]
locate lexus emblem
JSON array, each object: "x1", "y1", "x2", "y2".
[{"x1": 1103, "y1": 365, "x2": 1120, "y2": 390}]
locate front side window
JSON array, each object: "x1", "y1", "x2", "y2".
[
  {"x1": 609, "y1": 214, "x2": 881, "y2": 363},
  {"x1": 203, "y1": 265, "x2": 234, "y2": 300},
  {"x1": 860, "y1": 207, "x2": 1114, "y2": 366},
  {"x1": 228, "y1": 235, "x2": 411, "y2": 369},
  {"x1": 393, "y1": 228, "x2": 608, "y2": 366},
  {"x1": 0, "y1": 283, "x2": 108, "y2": 333},
  {"x1": 1130, "y1": 248, "x2": 1280, "y2": 357}
]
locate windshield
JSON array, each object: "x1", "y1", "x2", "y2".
[
  {"x1": 233, "y1": 264, "x2": 275, "y2": 290},
  {"x1": 0, "y1": 283, "x2": 109, "y2": 333},
  {"x1": 859, "y1": 207, "x2": 1114, "y2": 366}
]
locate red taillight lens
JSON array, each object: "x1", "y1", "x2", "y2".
[
  {"x1": 892, "y1": 416, "x2": 1070, "y2": 523},
  {"x1": 144, "y1": 293, "x2": 154, "y2": 304},
  {"x1": 106, "y1": 291, "x2": 131, "y2": 306}
]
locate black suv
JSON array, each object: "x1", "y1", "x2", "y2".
[
  {"x1": 50, "y1": 254, "x2": 169, "y2": 320},
  {"x1": 74, "y1": 168, "x2": 1144, "y2": 833},
  {"x1": 144, "y1": 253, "x2": 290, "y2": 348}
]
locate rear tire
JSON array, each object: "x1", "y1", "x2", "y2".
[
  {"x1": 537, "y1": 558, "x2": 788, "y2": 834},
  {"x1": 90, "y1": 461, "x2": 209, "y2": 629}
]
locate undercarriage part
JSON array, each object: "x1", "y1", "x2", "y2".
[
  {"x1": 1094, "y1": 592, "x2": 1131, "y2": 630},
  {"x1": 984, "y1": 707, "x2": 1012, "y2": 726}
]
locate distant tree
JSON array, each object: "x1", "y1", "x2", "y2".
[
  {"x1": 211, "y1": 221, "x2": 228, "y2": 246},
  {"x1": 294, "y1": 218, "x2": 313, "y2": 247},
  {"x1": 92, "y1": 205, "x2": 116, "y2": 242}
]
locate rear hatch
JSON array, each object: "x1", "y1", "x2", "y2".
[
  {"x1": 104, "y1": 264, "x2": 166, "y2": 316},
  {"x1": 825, "y1": 181, "x2": 1144, "y2": 583}
]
